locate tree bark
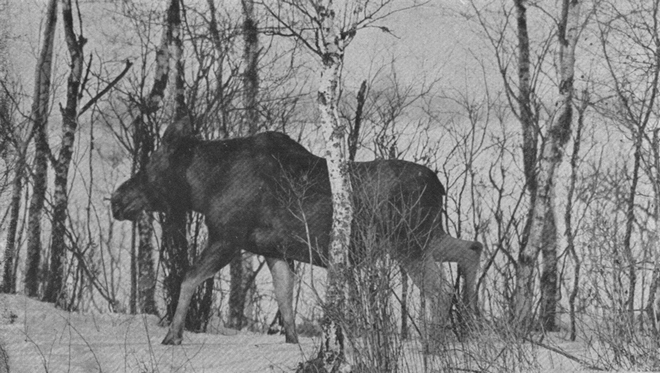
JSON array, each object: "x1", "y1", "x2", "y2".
[
  {"x1": 129, "y1": 0, "x2": 178, "y2": 315},
  {"x1": 228, "y1": 255, "x2": 251, "y2": 329},
  {"x1": 348, "y1": 80, "x2": 367, "y2": 162},
  {"x1": 44, "y1": 0, "x2": 84, "y2": 307},
  {"x1": 241, "y1": 0, "x2": 259, "y2": 135},
  {"x1": 565, "y1": 90, "x2": 587, "y2": 341},
  {"x1": 137, "y1": 213, "x2": 157, "y2": 314},
  {"x1": 315, "y1": 4, "x2": 353, "y2": 371},
  {"x1": 513, "y1": 0, "x2": 538, "y2": 197},
  {"x1": 512, "y1": 0, "x2": 540, "y2": 326},
  {"x1": 646, "y1": 129, "x2": 660, "y2": 330},
  {"x1": 24, "y1": 0, "x2": 58, "y2": 297},
  {"x1": 2, "y1": 162, "x2": 22, "y2": 293},
  {"x1": 622, "y1": 129, "x2": 641, "y2": 321},
  {"x1": 400, "y1": 265, "x2": 409, "y2": 340},
  {"x1": 228, "y1": 0, "x2": 260, "y2": 331},
  {"x1": 514, "y1": 0, "x2": 582, "y2": 331}
]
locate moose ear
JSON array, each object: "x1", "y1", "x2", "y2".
[{"x1": 162, "y1": 116, "x2": 194, "y2": 146}]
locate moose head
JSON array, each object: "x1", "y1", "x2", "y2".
[{"x1": 111, "y1": 117, "x2": 195, "y2": 220}]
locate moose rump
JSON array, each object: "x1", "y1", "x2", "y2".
[{"x1": 111, "y1": 118, "x2": 482, "y2": 345}]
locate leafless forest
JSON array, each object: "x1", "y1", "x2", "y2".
[{"x1": 1, "y1": 0, "x2": 660, "y2": 372}]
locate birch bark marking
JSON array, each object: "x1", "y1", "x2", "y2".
[
  {"x1": 317, "y1": 3, "x2": 353, "y2": 370},
  {"x1": 24, "y1": 0, "x2": 58, "y2": 297},
  {"x1": 514, "y1": 0, "x2": 582, "y2": 330},
  {"x1": 44, "y1": 0, "x2": 85, "y2": 306}
]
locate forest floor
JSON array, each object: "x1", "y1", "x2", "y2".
[{"x1": 0, "y1": 293, "x2": 619, "y2": 372}]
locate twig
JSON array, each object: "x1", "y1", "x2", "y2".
[
  {"x1": 58, "y1": 314, "x2": 103, "y2": 372},
  {"x1": 78, "y1": 59, "x2": 133, "y2": 117}
]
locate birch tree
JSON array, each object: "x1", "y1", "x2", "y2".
[
  {"x1": 43, "y1": 0, "x2": 85, "y2": 307},
  {"x1": 132, "y1": 6, "x2": 168, "y2": 314},
  {"x1": 314, "y1": 5, "x2": 353, "y2": 369},
  {"x1": 266, "y1": 1, "x2": 356, "y2": 369},
  {"x1": 1, "y1": 86, "x2": 28, "y2": 294},
  {"x1": 514, "y1": 0, "x2": 584, "y2": 330},
  {"x1": 0, "y1": 0, "x2": 22, "y2": 294},
  {"x1": 112, "y1": 0, "x2": 177, "y2": 315},
  {"x1": 242, "y1": 0, "x2": 259, "y2": 136},
  {"x1": 157, "y1": 0, "x2": 187, "y2": 322},
  {"x1": 263, "y1": 1, "x2": 412, "y2": 370},
  {"x1": 228, "y1": 0, "x2": 260, "y2": 331},
  {"x1": 24, "y1": 0, "x2": 58, "y2": 297}
]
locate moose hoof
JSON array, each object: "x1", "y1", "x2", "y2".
[{"x1": 162, "y1": 330, "x2": 183, "y2": 345}]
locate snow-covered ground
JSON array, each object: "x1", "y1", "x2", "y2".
[
  {"x1": 0, "y1": 294, "x2": 319, "y2": 373},
  {"x1": 0, "y1": 293, "x2": 622, "y2": 373}
]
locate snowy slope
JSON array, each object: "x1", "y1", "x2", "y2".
[{"x1": 0, "y1": 294, "x2": 318, "y2": 373}]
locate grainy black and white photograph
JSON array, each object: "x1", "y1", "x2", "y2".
[{"x1": 0, "y1": 0, "x2": 656, "y2": 372}]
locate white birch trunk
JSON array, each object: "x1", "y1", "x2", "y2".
[
  {"x1": 24, "y1": 0, "x2": 58, "y2": 297},
  {"x1": 44, "y1": 0, "x2": 85, "y2": 307},
  {"x1": 317, "y1": 3, "x2": 353, "y2": 371},
  {"x1": 514, "y1": 0, "x2": 582, "y2": 330}
]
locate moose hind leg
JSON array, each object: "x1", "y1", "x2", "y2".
[
  {"x1": 458, "y1": 243, "x2": 482, "y2": 316},
  {"x1": 402, "y1": 255, "x2": 452, "y2": 336},
  {"x1": 162, "y1": 240, "x2": 237, "y2": 345},
  {"x1": 429, "y1": 235, "x2": 482, "y2": 313},
  {"x1": 267, "y1": 257, "x2": 298, "y2": 343}
]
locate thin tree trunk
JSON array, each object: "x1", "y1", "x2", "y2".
[
  {"x1": 539, "y1": 195, "x2": 559, "y2": 331},
  {"x1": 512, "y1": 0, "x2": 540, "y2": 326},
  {"x1": 228, "y1": 0, "x2": 260, "y2": 331},
  {"x1": 0, "y1": 23, "x2": 16, "y2": 293},
  {"x1": 565, "y1": 90, "x2": 587, "y2": 341},
  {"x1": 623, "y1": 133, "x2": 641, "y2": 320},
  {"x1": 514, "y1": 0, "x2": 582, "y2": 331},
  {"x1": 513, "y1": 0, "x2": 538, "y2": 197},
  {"x1": 137, "y1": 213, "x2": 157, "y2": 314},
  {"x1": 400, "y1": 265, "x2": 409, "y2": 340},
  {"x1": 2, "y1": 161, "x2": 23, "y2": 293},
  {"x1": 646, "y1": 130, "x2": 660, "y2": 330},
  {"x1": 348, "y1": 80, "x2": 367, "y2": 162},
  {"x1": 44, "y1": 0, "x2": 84, "y2": 307},
  {"x1": 228, "y1": 257, "x2": 250, "y2": 329},
  {"x1": 130, "y1": 218, "x2": 137, "y2": 314},
  {"x1": 159, "y1": 0, "x2": 190, "y2": 325},
  {"x1": 242, "y1": 0, "x2": 259, "y2": 135},
  {"x1": 24, "y1": 0, "x2": 58, "y2": 297}
]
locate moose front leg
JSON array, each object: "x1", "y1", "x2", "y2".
[{"x1": 162, "y1": 240, "x2": 237, "y2": 345}]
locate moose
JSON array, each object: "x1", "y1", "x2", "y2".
[{"x1": 111, "y1": 118, "x2": 482, "y2": 345}]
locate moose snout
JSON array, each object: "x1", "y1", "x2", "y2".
[{"x1": 110, "y1": 192, "x2": 128, "y2": 221}]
